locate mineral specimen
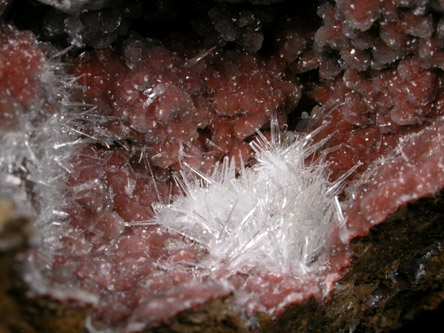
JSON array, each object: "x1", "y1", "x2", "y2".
[{"x1": 1, "y1": 0, "x2": 444, "y2": 332}]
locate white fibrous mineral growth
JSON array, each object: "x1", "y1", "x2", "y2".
[
  {"x1": 154, "y1": 118, "x2": 352, "y2": 282},
  {"x1": 0, "y1": 61, "x2": 78, "y2": 251},
  {"x1": 0, "y1": 30, "x2": 91, "y2": 297}
]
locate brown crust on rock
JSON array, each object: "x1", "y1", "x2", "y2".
[
  {"x1": 0, "y1": 256, "x2": 88, "y2": 333},
  {"x1": 150, "y1": 295, "x2": 248, "y2": 333}
]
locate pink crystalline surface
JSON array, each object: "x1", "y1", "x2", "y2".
[
  {"x1": 311, "y1": 56, "x2": 441, "y2": 178},
  {"x1": 344, "y1": 123, "x2": 444, "y2": 240},
  {"x1": 310, "y1": 56, "x2": 444, "y2": 242},
  {"x1": 72, "y1": 45, "x2": 300, "y2": 170},
  {"x1": 0, "y1": 25, "x2": 46, "y2": 129}
]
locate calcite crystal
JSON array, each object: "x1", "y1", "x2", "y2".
[{"x1": 1, "y1": 0, "x2": 444, "y2": 332}]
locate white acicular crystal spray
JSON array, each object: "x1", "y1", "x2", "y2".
[
  {"x1": 0, "y1": 59, "x2": 78, "y2": 242},
  {"x1": 0, "y1": 53, "x2": 95, "y2": 297},
  {"x1": 154, "y1": 118, "x2": 349, "y2": 278}
]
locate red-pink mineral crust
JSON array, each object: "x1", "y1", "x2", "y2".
[
  {"x1": 0, "y1": 25, "x2": 46, "y2": 129},
  {"x1": 310, "y1": 59, "x2": 444, "y2": 241},
  {"x1": 310, "y1": 54, "x2": 443, "y2": 177},
  {"x1": 344, "y1": 122, "x2": 444, "y2": 240},
  {"x1": 72, "y1": 43, "x2": 300, "y2": 171}
]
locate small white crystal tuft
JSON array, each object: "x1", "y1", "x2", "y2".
[{"x1": 154, "y1": 118, "x2": 349, "y2": 277}]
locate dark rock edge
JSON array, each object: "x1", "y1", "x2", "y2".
[{"x1": 1, "y1": 190, "x2": 444, "y2": 332}]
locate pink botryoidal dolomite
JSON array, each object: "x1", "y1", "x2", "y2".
[{"x1": 71, "y1": 45, "x2": 301, "y2": 171}]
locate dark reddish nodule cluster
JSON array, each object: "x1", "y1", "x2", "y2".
[
  {"x1": 310, "y1": 55, "x2": 443, "y2": 180},
  {"x1": 304, "y1": 1, "x2": 444, "y2": 242}
]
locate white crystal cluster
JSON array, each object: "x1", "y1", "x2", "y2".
[
  {"x1": 154, "y1": 119, "x2": 350, "y2": 277},
  {"x1": 0, "y1": 58, "x2": 83, "y2": 251}
]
